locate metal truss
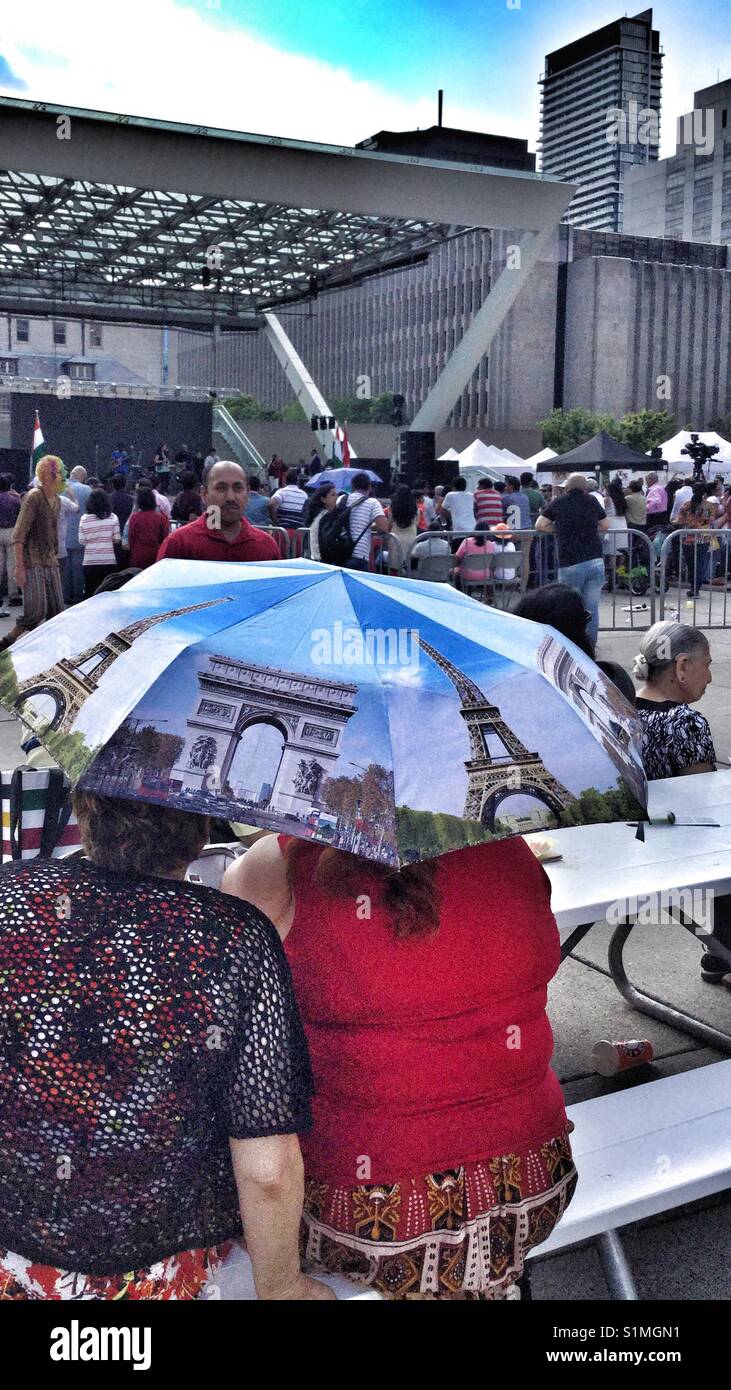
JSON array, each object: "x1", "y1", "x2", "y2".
[{"x1": 0, "y1": 167, "x2": 451, "y2": 328}]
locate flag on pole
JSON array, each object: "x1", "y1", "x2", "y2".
[
  {"x1": 332, "y1": 424, "x2": 343, "y2": 464},
  {"x1": 342, "y1": 421, "x2": 351, "y2": 469},
  {"x1": 30, "y1": 410, "x2": 44, "y2": 480}
]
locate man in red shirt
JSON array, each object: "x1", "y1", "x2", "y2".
[
  {"x1": 157, "y1": 461, "x2": 280, "y2": 563},
  {"x1": 473, "y1": 478, "x2": 504, "y2": 527}
]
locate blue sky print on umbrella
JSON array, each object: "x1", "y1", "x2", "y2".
[{"x1": 0, "y1": 560, "x2": 646, "y2": 866}]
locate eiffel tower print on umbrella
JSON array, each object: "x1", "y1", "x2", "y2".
[{"x1": 0, "y1": 557, "x2": 646, "y2": 865}]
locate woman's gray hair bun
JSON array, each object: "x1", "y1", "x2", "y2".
[{"x1": 633, "y1": 621, "x2": 708, "y2": 684}]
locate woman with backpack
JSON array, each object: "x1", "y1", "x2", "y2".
[{"x1": 305, "y1": 484, "x2": 338, "y2": 561}]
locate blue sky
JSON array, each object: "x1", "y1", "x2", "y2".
[{"x1": 1, "y1": 2, "x2": 729, "y2": 158}]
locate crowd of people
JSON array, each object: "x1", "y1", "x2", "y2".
[{"x1": 0, "y1": 449, "x2": 729, "y2": 1301}]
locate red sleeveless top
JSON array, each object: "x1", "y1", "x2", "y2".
[{"x1": 280, "y1": 835, "x2": 567, "y2": 1186}]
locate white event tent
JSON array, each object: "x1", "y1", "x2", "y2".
[{"x1": 653, "y1": 430, "x2": 731, "y2": 475}]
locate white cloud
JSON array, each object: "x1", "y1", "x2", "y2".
[{"x1": 1, "y1": 0, "x2": 531, "y2": 148}]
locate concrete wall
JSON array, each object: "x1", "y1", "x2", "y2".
[
  {"x1": 487, "y1": 228, "x2": 561, "y2": 431},
  {"x1": 231, "y1": 419, "x2": 541, "y2": 467},
  {"x1": 563, "y1": 257, "x2": 634, "y2": 417}
]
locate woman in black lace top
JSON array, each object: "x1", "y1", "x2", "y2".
[
  {"x1": 633, "y1": 622, "x2": 729, "y2": 987},
  {"x1": 0, "y1": 793, "x2": 333, "y2": 1301},
  {"x1": 633, "y1": 621, "x2": 715, "y2": 780}
]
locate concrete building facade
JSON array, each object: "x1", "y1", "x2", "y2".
[{"x1": 624, "y1": 78, "x2": 731, "y2": 244}]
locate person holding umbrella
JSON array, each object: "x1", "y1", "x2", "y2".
[{"x1": 0, "y1": 792, "x2": 334, "y2": 1301}]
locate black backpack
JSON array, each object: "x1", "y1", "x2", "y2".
[{"x1": 317, "y1": 496, "x2": 373, "y2": 565}]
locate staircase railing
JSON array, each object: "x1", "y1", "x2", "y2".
[{"x1": 213, "y1": 404, "x2": 267, "y2": 476}]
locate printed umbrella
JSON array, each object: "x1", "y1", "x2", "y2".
[
  {"x1": 304, "y1": 467, "x2": 382, "y2": 491},
  {"x1": 0, "y1": 558, "x2": 647, "y2": 867}
]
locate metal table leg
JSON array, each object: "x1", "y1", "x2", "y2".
[
  {"x1": 596, "y1": 1231, "x2": 639, "y2": 1300},
  {"x1": 560, "y1": 921, "x2": 595, "y2": 961},
  {"x1": 608, "y1": 920, "x2": 731, "y2": 1053}
]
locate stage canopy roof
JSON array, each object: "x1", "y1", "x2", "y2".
[{"x1": 0, "y1": 97, "x2": 572, "y2": 331}]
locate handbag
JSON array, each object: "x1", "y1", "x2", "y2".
[{"x1": 1, "y1": 767, "x2": 81, "y2": 862}]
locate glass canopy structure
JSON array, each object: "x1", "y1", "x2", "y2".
[{"x1": 0, "y1": 96, "x2": 574, "y2": 429}]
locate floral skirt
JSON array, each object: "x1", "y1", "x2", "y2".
[
  {"x1": 0, "y1": 1241, "x2": 233, "y2": 1301},
  {"x1": 300, "y1": 1131, "x2": 577, "y2": 1299}
]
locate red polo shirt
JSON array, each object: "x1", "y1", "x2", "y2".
[{"x1": 157, "y1": 513, "x2": 280, "y2": 563}]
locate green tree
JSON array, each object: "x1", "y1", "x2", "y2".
[
  {"x1": 223, "y1": 393, "x2": 282, "y2": 421},
  {"x1": 618, "y1": 410, "x2": 677, "y2": 453},
  {"x1": 331, "y1": 393, "x2": 373, "y2": 423},
  {"x1": 538, "y1": 408, "x2": 622, "y2": 453},
  {"x1": 369, "y1": 391, "x2": 409, "y2": 425},
  {"x1": 709, "y1": 412, "x2": 731, "y2": 438},
  {"x1": 281, "y1": 400, "x2": 308, "y2": 422}
]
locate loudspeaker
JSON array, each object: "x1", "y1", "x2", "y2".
[
  {"x1": 351, "y1": 457, "x2": 391, "y2": 496},
  {"x1": 398, "y1": 431, "x2": 437, "y2": 488}
]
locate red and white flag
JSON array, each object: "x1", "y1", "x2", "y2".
[{"x1": 342, "y1": 422, "x2": 351, "y2": 469}]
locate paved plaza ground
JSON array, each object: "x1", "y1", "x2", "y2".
[{"x1": 1, "y1": 601, "x2": 730, "y2": 1300}]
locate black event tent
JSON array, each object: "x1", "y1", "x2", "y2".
[{"x1": 546, "y1": 431, "x2": 657, "y2": 472}]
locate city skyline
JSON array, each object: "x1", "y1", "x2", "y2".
[{"x1": 0, "y1": 1, "x2": 729, "y2": 162}]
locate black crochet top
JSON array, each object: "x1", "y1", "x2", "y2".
[{"x1": 0, "y1": 859, "x2": 313, "y2": 1275}]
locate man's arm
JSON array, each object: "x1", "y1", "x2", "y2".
[{"x1": 11, "y1": 490, "x2": 39, "y2": 587}]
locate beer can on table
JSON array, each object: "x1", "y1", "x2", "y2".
[{"x1": 592, "y1": 1039, "x2": 654, "y2": 1076}]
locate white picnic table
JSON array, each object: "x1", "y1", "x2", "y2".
[{"x1": 524, "y1": 768, "x2": 731, "y2": 1051}]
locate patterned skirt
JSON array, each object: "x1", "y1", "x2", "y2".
[
  {"x1": 300, "y1": 1131, "x2": 577, "y2": 1299},
  {"x1": 0, "y1": 1242, "x2": 232, "y2": 1301}
]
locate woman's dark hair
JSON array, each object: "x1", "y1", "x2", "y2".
[
  {"x1": 390, "y1": 484, "x2": 418, "y2": 529},
  {"x1": 179, "y1": 471, "x2": 197, "y2": 492},
  {"x1": 607, "y1": 477, "x2": 627, "y2": 516},
  {"x1": 110, "y1": 474, "x2": 127, "y2": 492},
  {"x1": 72, "y1": 791, "x2": 209, "y2": 876},
  {"x1": 86, "y1": 487, "x2": 111, "y2": 519},
  {"x1": 0, "y1": 474, "x2": 12, "y2": 492},
  {"x1": 284, "y1": 839, "x2": 440, "y2": 940},
  {"x1": 691, "y1": 483, "x2": 707, "y2": 510},
  {"x1": 136, "y1": 486, "x2": 156, "y2": 512},
  {"x1": 515, "y1": 582, "x2": 595, "y2": 659},
  {"x1": 305, "y1": 483, "x2": 336, "y2": 525},
  {"x1": 472, "y1": 521, "x2": 493, "y2": 548}
]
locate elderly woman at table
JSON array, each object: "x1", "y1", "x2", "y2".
[
  {"x1": 222, "y1": 835, "x2": 577, "y2": 1300},
  {"x1": 633, "y1": 621, "x2": 729, "y2": 985},
  {"x1": 633, "y1": 622, "x2": 715, "y2": 779},
  {"x1": 0, "y1": 793, "x2": 333, "y2": 1301}
]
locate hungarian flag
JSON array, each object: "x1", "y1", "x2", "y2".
[
  {"x1": 29, "y1": 410, "x2": 44, "y2": 480},
  {"x1": 342, "y1": 422, "x2": 351, "y2": 469}
]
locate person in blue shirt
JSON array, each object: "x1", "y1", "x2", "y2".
[
  {"x1": 244, "y1": 475, "x2": 273, "y2": 528},
  {"x1": 110, "y1": 444, "x2": 129, "y2": 479},
  {"x1": 503, "y1": 477, "x2": 531, "y2": 531}
]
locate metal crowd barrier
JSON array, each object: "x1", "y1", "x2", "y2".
[
  {"x1": 268, "y1": 522, "x2": 731, "y2": 632},
  {"x1": 658, "y1": 528, "x2": 731, "y2": 628}
]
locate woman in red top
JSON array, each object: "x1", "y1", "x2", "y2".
[
  {"x1": 125, "y1": 486, "x2": 169, "y2": 569},
  {"x1": 223, "y1": 834, "x2": 576, "y2": 1299}
]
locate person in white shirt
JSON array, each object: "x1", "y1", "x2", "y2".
[
  {"x1": 78, "y1": 489, "x2": 121, "y2": 599},
  {"x1": 442, "y1": 478, "x2": 476, "y2": 536},
  {"x1": 269, "y1": 469, "x2": 308, "y2": 530},
  {"x1": 345, "y1": 474, "x2": 387, "y2": 570},
  {"x1": 670, "y1": 481, "x2": 693, "y2": 522}
]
